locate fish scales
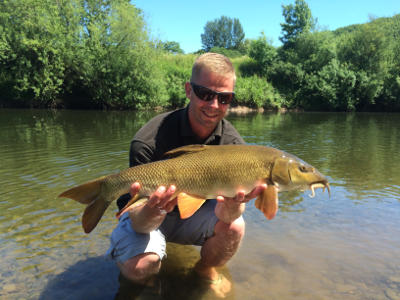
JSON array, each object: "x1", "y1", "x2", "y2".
[
  {"x1": 59, "y1": 144, "x2": 329, "y2": 233},
  {"x1": 105, "y1": 145, "x2": 268, "y2": 199}
]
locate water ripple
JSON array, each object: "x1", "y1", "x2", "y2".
[{"x1": 1, "y1": 110, "x2": 400, "y2": 299}]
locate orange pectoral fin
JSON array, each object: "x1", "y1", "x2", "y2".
[
  {"x1": 177, "y1": 193, "x2": 206, "y2": 219},
  {"x1": 255, "y1": 185, "x2": 279, "y2": 220}
]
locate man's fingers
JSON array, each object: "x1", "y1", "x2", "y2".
[
  {"x1": 166, "y1": 185, "x2": 176, "y2": 196},
  {"x1": 244, "y1": 184, "x2": 267, "y2": 201},
  {"x1": 147, "y1": 186, "x2": 165, "y2": 208},
  {"x1": 158, "y1": 185, "x2": 176, "y2": 207},
  {"x1": 235, "y1": 190, "x2": 246, "y2": 202},
  {"x1": 220, "y1": 184, "x2": 268, "y2": 204},
  {"x1": 165, "y1": 197, "x2": 177, "y2": 212},
  {"x1": 148, "y1": 185, "x2": 176, "y2": 209},
  {"x1": 216, "y1": 195, "x2": 225, "y2": 203},
  {"x1": 129, "y1": 182, "x2": 141, "y2": 196}
]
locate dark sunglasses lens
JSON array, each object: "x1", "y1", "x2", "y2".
[
  {"x1": 192, "y1": 83, "x2": 234, "y2": 104},
  {"x1": 193, "y1": 85, "x2": 214, "y2": 101},
  {"x1": 218, "y1": 94, "x2": 233, "y2": 104}
]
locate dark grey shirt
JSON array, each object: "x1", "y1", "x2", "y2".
[
  {"x1": 129, "y1": 106, "x2": 245, "y2": 167},
  {"x1": 117, "y1": 106, "x2": 244, "y2": 209}
]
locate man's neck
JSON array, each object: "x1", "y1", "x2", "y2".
[
  {"x1": 192, "y1": 125, "x2": 216, "y2": 141},
  {"x1": 191, "y1": 124, "x2": 215, "y2": 141}
]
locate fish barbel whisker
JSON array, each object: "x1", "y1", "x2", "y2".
[{"x1": 309, "y1": 183, "x2": 330, "y2": 198}]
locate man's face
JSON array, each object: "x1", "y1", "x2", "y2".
[{"x1": 186, "y1": 70, "x2": 235, "y2": 132}]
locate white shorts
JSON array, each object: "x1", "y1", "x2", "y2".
[{"x1": 106, "y1": 199, "x2": 222, "y2": 263}]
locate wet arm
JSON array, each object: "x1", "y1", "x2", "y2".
[
  {"x1": 128, "y1": 183, "x2": 177, "y2": 233},
  {"x1": 215, "y1": 184, "x2": 267, "y2": 224}
]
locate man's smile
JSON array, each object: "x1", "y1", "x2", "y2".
[{"x1": 201, "y1": 109, "x2": 220, "y2": 119}]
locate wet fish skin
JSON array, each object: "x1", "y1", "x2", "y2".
[{"x1": 59, "y1": 144, "x2": 329, "y2": 233}]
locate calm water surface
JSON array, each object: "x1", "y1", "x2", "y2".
[{"x1": 1, "y1": 109, "x2": 399, "y2": 299}]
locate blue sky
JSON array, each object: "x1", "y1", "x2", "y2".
[{"x1": 132, "y1": 0, "x2": 399, "y2": 53}]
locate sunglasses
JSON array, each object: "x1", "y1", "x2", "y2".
[{"x1": 190, "y1": 82, "x2": 235, "y2": 105}]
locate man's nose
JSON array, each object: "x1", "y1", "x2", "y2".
[{"x1": 207, "y1": 95, "x2": 219, "y2": 108}]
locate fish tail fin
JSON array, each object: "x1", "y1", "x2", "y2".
[
  {"x1": 82, "y1": 194, "x2": 110, "y2": 233},
  {"x1": 255, "y1": 185, "x2": 279, "y2": 220},
  {"x1": 58, "y1": 176, "x2": 109, "y2": 233},
  {"x1": 58, "y1": 176, "x2": 106, "y2": 204}
]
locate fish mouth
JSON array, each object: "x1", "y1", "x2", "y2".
[{"x1": 309, "y1": 181, "x2": 330, "y2": 198}]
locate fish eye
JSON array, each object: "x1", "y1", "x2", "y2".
[{"x1": 299, "y1": 165, "x2": 308, "y2": 172}]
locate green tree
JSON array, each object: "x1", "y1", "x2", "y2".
[
  {"x1": 208, "y1": 47, "x2": 243, "y2": 58},
  {"x1": 201, "y1": 16, "x2": 245, "y2": 51},
  {"x1": 280, "y1": 0, "x2": 315, "y2": 48},
  {"x1": 299, "y1": 60, "x2": 357, "y2": 111},
  {"x1": 0, "y1": 0, "x2": 168, "y2": 109},
  {"x1": 268, "y1": 60, "x2": 305, "y2": 107},
  {"x1": 74, "y1": 0, "x2": 167, "y2": 109},
  {"x1": 248, "y1": 33, "x2": 277, "y2": 76},
  {"x1": 381, "y1": 36, "x2": 400, "y2": 110},
  {"x1": 162, "y1": 41, "x2": 184, "y2": 54},
  {"x1": 284, "y1": 31, "x2": 337, "y2": 73},
  {"x1": 158, "y1": 53, "x2": 194, "y2": 108},
  {"x1": 0, "y1": 0, "x2": 67, "y2": 106},
  {"x1": 336, "y1": 24, "x2": 390, "y2": 109},
  {"x1": 338, "y1": 24, "x2": 389, "y2": 75}
]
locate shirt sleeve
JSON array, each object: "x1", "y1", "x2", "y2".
[{"x1": 129, "y1": 140, "x2": 155, "y2": 167}]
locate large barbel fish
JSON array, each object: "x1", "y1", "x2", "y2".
[{"x1": 59, "y1": 144, "x2": 330, "y2": 233}]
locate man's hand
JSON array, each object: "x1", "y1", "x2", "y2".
[
  {"x1": 215, "y1": 184, "x2": 267, "y2": 224},
  {"x1": 129, "y1": 182, "x2": 177, "y2": 213},
  {"x1": 127, "y1": 182, "x2": 177, "y2": 233}
]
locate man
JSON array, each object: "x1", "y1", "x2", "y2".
[{"x1": 107, "y1": 53, "x2": 266, "y2": 297}]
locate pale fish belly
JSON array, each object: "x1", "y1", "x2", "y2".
[{"x1": 204, "y1": 179, "x2": 264, "y2": 199}]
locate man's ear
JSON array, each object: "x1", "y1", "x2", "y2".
[{"x1": 184, "y1": 82, "x2": 191, "y2": 99}]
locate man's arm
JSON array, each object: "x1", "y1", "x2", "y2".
[
  {"x1": 127, "y1": 137, "x2": 265, "y2": 229},
  {"x1": 128, "y1": 183, "x2": 177, "y2": 233},
  {"x1": 214, "y1": 184, "x2": 267, "y2": 224},
  {"x1": 126, "y1": 141, "x2": 178, "y2": 233}
]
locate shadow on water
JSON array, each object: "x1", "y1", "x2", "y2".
[
  {"x1": 39, "y1": 256, "x2": 119, "y2": 300},
  {"x1": 40, "y1": 243, "x2": 235, "y2": 300}
]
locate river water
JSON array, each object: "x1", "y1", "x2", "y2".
[{"x1": 1, "y1": 109, "x2": 399, "y2": 299}]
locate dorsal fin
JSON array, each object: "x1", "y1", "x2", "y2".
[{"x1": 163, "y1": 144, "x2": 208, "y2": 159}]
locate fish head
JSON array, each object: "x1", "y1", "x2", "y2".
[{"x1": 271, "y1": 154, "x2": 330, "y2": 197}]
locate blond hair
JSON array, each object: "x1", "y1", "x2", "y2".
[{"x1": 191, "y1": 52, "x2": 236, "y2": 84}]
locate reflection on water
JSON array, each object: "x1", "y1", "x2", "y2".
[
  {"x1": 115, "y1": 244, "x2": 234, "y2": 300},
  {"x1": 1, "y1": 109, "x2": 399, "y2": 299}
]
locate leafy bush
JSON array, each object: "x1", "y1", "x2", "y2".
[
  {"x1": 0, "y1": 0, "x2": 169, "y2": 109},
  {"x1": 235, "y1": 75, "x2": 282, "y2": 109},
  {"x1": 158, "y1": 54, "x2": 195, "y2": 108},
  {"x1": 209, "y1": 47, "x2": 243, "y2": 58},
  {"x1": 248, "y1": 33, "x2": 277, "y2": 77}
]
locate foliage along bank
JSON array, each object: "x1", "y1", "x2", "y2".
[{"x1": 0, "y1": 0, "x2": 399, "y2": 111}]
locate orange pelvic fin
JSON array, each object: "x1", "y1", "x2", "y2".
[
  {"x1": 177, "y1": 193, "x2": 206, "y2": 219},
  {"x1": 255, "y1": 185, "x2": 279, "y2": 220}
]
